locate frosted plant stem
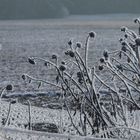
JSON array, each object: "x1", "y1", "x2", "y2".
[
  {"x1": 4, "y1": 102, "x2": 12, "y2": 127},
  {"x1": 27, "y1": 100, "x2": 31, "y2": 130},
  {"x1": 85, "y1": 35, "x2": 89, "y2": 68}
]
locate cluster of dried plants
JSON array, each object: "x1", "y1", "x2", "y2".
[{"x1": 21, "y1": 18, "x2": 140, "y2": 139}]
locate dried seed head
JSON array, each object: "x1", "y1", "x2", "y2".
[
  {"x1": 134, "y1": 18, "x2": 140, "y2": 23},
  {"x1": 100, "y1": 102, "x2": 103, "y2": 106},
  {"x1": 21, "y1": 74, "x2": 26, "y2": 80},
  {"x1": 100, "y1": 58, "x2": 105, "y2": 63},
  {"x1": 28, "y1": 58, "x2": 35, "y2": 65},
  {"x1": 69, "y1": 50, "x2": 75, "y2": 57},
  {"x1": 121, "y1": 26, "x2": 128, "y2": 32},
  {"x1": 59, "y1": 65, "x2": 66, "y2": 71},
  {"x1": 116, "y1": 64, "x2": 123, "y2": 71},
  {"x1": 119, "y1": 38, "x2": 123, "y2": 42},
  {"x1": 76, "y1": 42, "x2": 82, "y2": 48},
  {"x1": 6, "y1": 84, "x2": 13, "y2": 91},
  {"x1": 121, "y1": 46, "x2": 127, "y2": 52},
  {"x1": 77, "y1": 72, "x2": 82, "y2": 78},
  {"x1": 124, "y1": 34, "x2": 128, "y2": 38},
  {"x1": 89, "y1": 31, "x2": 96, "y2": 38},
  {"x1": 61, "y1": 61, "x2": 66, "y2": 65},
  {"x1": 68, "y1": 40, "x2": 72, "y2": 46},
  {"x1": 51, "y1": 54, "x2": 57, "y2": 59},
  {"x1": 98, "y1": 65, "x2": 104, "y2": 71},
  {"x1": 135, "y1": 38, "x2": 140, "y2": 46},
  {"x1": 121, "y1": 41, "x2": 127, "y2": 46},
  {"x1": 103, "y1": 50, "x2": 109, "y2": 60}
]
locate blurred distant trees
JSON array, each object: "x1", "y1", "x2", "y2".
[{"x1": 0, "y1": 0, "x2": 139, "y2": 19}]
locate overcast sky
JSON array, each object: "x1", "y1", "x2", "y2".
[{"x1": 0, "y1": 0, "x2": 139, "y2": 19}]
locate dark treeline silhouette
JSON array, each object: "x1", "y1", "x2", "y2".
[{"x1": 0, "y1": 0, "x2": 140, "y2": 19}]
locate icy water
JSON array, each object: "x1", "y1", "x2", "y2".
[{"x1": 0, "y1": 14, "x2": 139, "y2": 94}]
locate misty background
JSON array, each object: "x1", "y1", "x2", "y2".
[{"x1": 0, "y1": 0, "x2": 140, "y2": 19}]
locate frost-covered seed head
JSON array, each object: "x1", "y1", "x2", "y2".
[
  {"x1": 76, "y1": 42, "x2": 82, "y2": 48},
  {"x1": 135, "y1": 38, "x2": 140, "y2": 46},
  {"x1": 51, "y1": 54, "x2": 57, "y2": 59},
  {"x1": 89, "y1": 31, "x2": 96, "y2": 38},
  {"x1": 98, "y1": 65, "x2": 104, "y2": 71},
  {"x1": 121, "y1": 41, "x2": 127, "y2": 46},
  {"x1": 103, "y1": 50, "x2": 109, "y2": 59},
  {"x1": 59, "y1": 65, "x2": 66, "y2": 71},
  {"x1": 68, "y1": 40, "x2": 72, "y2": 46},
  {"x1": 61, "y1": 61, "x2": 66, "y2": 65},
  {"x1": 134, "y1": 18, "x2": 140, "y2": 23},
  {"x1": 69, "y1": 50, "x2": 75, "y2": 57},
  {"x1": 22, "y1": 74, "x2": 26, "y2": 80},
  {"x1": 119, "y1": 38, "x2": 123, "y2": 42},
  {"x1": 100, "y1": 58, "x2": 105, "y2": 63},
  {"x1": 6, "y1": 84, "x2": 13, "y2": 91},
  {"x1": 121, "y1": 26, "x2": 128, "y2": 32},
  {"x1": 121, "y1": 46, "x2": 127, "y2": 52},
  {"x1": 28, "y1": 58, "x2": 35, "y2": 65},
  {"x1": 124, "y1": 34, "x2": 128, "y2": 38}
]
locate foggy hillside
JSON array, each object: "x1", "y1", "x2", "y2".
[{"x1": 0, "y1": 0, "x2": 139, "y2": 19}]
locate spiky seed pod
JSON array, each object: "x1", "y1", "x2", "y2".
[
  {"x1": 28, "y1": 58, "x2": 35, "y2": 65},
  {"x1": 103, "y1": 50, "x2": 109, "y2": 60},
  {"x1": 59, "y1": 65, "x2": 66, "y2": 71},
  {"x1": 69, "y1": 50, "x2": 75, "y2": 57},
  {"x1": 100, "y1": 58, "x2": 105, "y2": 63},
  {"x1": 89, "y1": 31, "x2": 96, "y2": 38},
  {"x1": 121, "y1": 46, "x2": 127, "y2": 52},
  {"x1": 135, "y1": 38, "x2": 140, "y2": 46},
  {"x1": 6, "y1": 85, "x2": 13, "y2": 91},
  {"x1": 121, "y1": 26, "x2": 127, "y2": 32},
  {"x1": 98, "y1": 65, "x2": 104, "y2": 71},
  {"x1": 76, "y1": 42, "x2": 82, "y2": 48},
  {"x1": 51, "y1": 54, "x2": 57, "y2": 59},
  {"x1": 68, "y1": 40, "x2": 72, "y2": 46},
  {"x1": 21, "y1": 74, "x2": 26, "y2": 80}
]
